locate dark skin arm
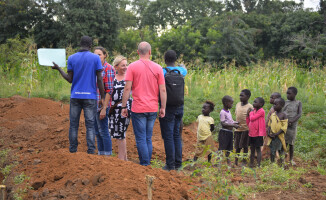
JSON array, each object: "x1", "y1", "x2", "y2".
[
  {"x1": 52, "y1": 62, "x2": 73, "y2": 83},
  {"x1": 96, "y1": 70, "x2": 105, "y2": 103},
  {"x1": 288, "y1": 101, "x2": 302, "y2": 126},
  {"x1": 210, "y1": 124, "x2": 214, "y2": 132},
  {"x1": 267, "y1": 127, "x2": 273, "y2": 137},
  {"x1": 247, "y1": 107, "x2": 253, "y2": 117},
  {"x1": 221, "y1": 121, "x2": 239, "y2": 130}
]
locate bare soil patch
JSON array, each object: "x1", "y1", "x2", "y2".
[{"x1": 0, "y1": 96, "x2": 325, "y2": 199}]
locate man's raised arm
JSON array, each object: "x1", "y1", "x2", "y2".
[{"x1": 52, "y1": 62, "x2": 73, "y2": 83}]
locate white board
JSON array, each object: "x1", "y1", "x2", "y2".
[{"x1": 37, "y1": 48, "x2": 66, "y2": 67}]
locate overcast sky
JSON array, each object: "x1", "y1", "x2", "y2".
[{"x1": 300, "y1": 0, "x2": 320, "y2": 10}]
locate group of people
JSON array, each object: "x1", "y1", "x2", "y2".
[
  {"x1": 195, "y1": 87, "x2": 302, "y2": 168},
  {"x1": 52, "y1": 36, "x2": 186, "y2": 171},
  {"x1": 52, "y1": 35, "x2": 302, "y2": 170}
]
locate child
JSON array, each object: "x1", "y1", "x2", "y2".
[
  {"x1": 283, "y1": 87, "x2": 302, "y2": 166},
  {"x1": 234, "y1": 89, "x2": 253, "y2": 166},
  {"x1": 262, "y1": 92, "x2": 282, "y2": 154},
  {"x1": 247, "y1": 97, "x2": 266, "y2": 168},
  {"x1": 267, "y1": 98, "x2": 288, "y2": 165},
  {"x1": 219, "y1": 96, "x2": 239, "y2": 165},
  {"x1": 266, "y1": 92, "x2": 282, "y2": 126},
  {"x1": 194, "y1": 101, "x2": 215, "y2": 162}
]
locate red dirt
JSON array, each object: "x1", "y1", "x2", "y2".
[
  {"x1": 0, "y1": 96, "x2": 325, "y2": 199},
  {"x1": 0, "y1": 96, "x2": 197, "y2": 199}
]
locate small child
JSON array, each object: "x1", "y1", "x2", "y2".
[
  {"x1": 262, "y1": 92, "x2": 282, "y2": 153},
  {"x1": 283, "y1": 87, "x2": 302, "y2": 166},
  {"x1": 266, "y1": 92, "x2": 282, "y2": 126},
  {"x1": 246, "y1": 97, "x2": 266, "y2": 168},
  {"x1": 234, "y1": 89, "x2": 253, "y2": 166},
  {"x1": 219, "y1": 96, "x2": 239, "y2": 165},
  {"x1": 194, "y1": 101, "x2": 215, "y2": 162},
  {"x1": 267, "y1": 98, "x2": 288, "y2": 165}
]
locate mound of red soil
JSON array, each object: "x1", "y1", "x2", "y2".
[
  {"x1": 1, "y1": 96, "x2": 326, "y2": 200},
  {"x1": 0, "y1": 96, "x2": 198, "y2": 199}
]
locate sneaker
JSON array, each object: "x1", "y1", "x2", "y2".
[{"x1": 290, "y1": 160, "x2": 296, "y2": 166}]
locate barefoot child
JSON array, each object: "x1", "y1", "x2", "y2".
[
  {"x1": 283, "y1": 87, "x2": 302, "y2": 166},
  {"x1": 234, "y1": 89, "x2": 253, "y2": 166},
  {"x1": 247, "y1": 97, "x2": 266, "y2": 168},
  {"x1": 266, "y1": 92, "x2": 282, "y2": 124},
  {"x1": 219, "y1": 96, "x2": 239, "y2": 165},
  {"x1": 262, "y1": 92, "x2": 282, "y2": 154},
  {"x1": 194, "y1": 101, "x2": 215, "y2": 162},
  {"x1": 267, "y1": 98, "x2": 288, "y2": 165}
]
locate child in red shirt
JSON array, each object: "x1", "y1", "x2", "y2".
[{"x1": 246, "y1": 97, "x2": 266, "y2": 168}]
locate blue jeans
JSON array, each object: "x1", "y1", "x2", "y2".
[
  {"x1": 69, "y1": 98, "x2": 97, "y2": 154},
  {"x1": 95, "y1": 107, "x2": 112, "y2": 155},
  {"x1": 159, "y1": 105, "x2": 184, "y2": 169},
  {"x1": 131, "y1": 112, "x2": 157, "y2": 166}
]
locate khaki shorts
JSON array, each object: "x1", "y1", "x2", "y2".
[{"x1": 195, "y1": 135, "x2": 216, "y2": 157}]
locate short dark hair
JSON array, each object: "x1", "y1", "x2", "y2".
[
  {"x1": 241, "y1": 89, "x2": 251, "y2": 98},
  {"x1": 272, "y1": 92, "x2": 281, "y2": 98},
  {"x1": 288, "y1": 87, "x2": 298, "y2": 95},
  {"x1": 205, "y1": 100, "x2": 215, "y2": 111},
  {"x1": 80, "y1": 36, "x2": 92, "y2": 48},
  {"x1": 222, "y1": 95, "x2": 233, "y2": 105},
  {"x1": 275, "y1": 98, "x2": 285, "y2": 107},
  {"x1": 164, "y1": 50, "x2": 177, "y2": 64},
  {"x1": 256, "y1": 97, "x2": 265, "y2": 106}
]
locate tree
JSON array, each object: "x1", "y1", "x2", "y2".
[
  {"x1": 282, "y1": 32, "x2": 326, "y2": 64},
  {"x1": 225, "y1": 0, "x2": 243, "y2": 12},
  {"x1": 57, "y1": 0, "x2": 120, "y2": 49},
  {"x1": 256, "y1": 0, "x2": 303, "y2": 14},
  {"x1": 243, "y1": 0, "x2": 258, "y2": 13},
  {"x1": 139, "y1": 0, "x2": 223, "y2": 30},
  {"x1": 0, "y1": 0, "x2": 41, "y2": 43},
  {"x1": 157, "y1": 24, "x2": 203, "y2": 62},
  {"x1": 32, "y1": 0, "x2": 63, "y2": 48},
  {"x1": 206, "y1": 14, "x2": 257, "y2": 66}
]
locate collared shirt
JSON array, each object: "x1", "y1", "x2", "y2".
[
  {"x1": 67, "y1": 51, "x2": 102, "y2": 99},
  {"x1": 97, "y1": 62, "x2": 115, "y2": 111}
]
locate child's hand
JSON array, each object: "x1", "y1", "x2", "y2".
[
  {"x1": 247, "y1": 108, "x2": 252, "y2": 116},
  {"x1": 234, "y1": 123, "x2": 240, "y2": 129}
]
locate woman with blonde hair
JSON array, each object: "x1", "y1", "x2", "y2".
[{"x1": 108, "y1": 55, "x2": 132, "y2": 160}]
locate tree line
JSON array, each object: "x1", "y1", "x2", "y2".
[{"x1": 1, "y1": 0, "x2": 326, "y2": 67}]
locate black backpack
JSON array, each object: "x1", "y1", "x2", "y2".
[{"x1": 164, "y1": 68, "x2": 184, "y2": 106}]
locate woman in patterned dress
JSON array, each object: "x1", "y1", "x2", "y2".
[{"x1": 109, "y1": 55, "x2": 132, "y2": 161}]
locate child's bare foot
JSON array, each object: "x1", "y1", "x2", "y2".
[
  {"x1": 241, "y1": 160, "x2": 247, "y2": 167},
  {"x1": 235, "y1": 157, "x2": 238, "y2": 166}
]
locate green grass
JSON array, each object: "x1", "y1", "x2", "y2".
[
  {"x1": 1, "y1": 58, "x2": 325, "y2": 199},
  {"x1": 1, "y1": 59, "x2": 326, "y2": 166}
]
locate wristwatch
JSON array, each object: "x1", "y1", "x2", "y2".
[{"x1": 121, "y1": 106, "x2": 127, "y2": 109}]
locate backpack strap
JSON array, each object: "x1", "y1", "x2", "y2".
[
  {"x1": 170, "y1": 69, "x2": 181, "y2": 74},
  {"x1": 164, "y1": 67, "x2": 180, "y2": 74}
]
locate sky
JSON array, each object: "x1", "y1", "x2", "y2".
[{"x1": 300, "y1": 0, "x2": 320, "y2": 10}]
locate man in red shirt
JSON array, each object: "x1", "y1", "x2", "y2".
[{"x1": 121, "y1": 41, "x2": 167, "y2": 166}]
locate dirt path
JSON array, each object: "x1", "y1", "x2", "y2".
[{"x1": 0, "y1": 96, "x2": 325, "y2": 199}]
